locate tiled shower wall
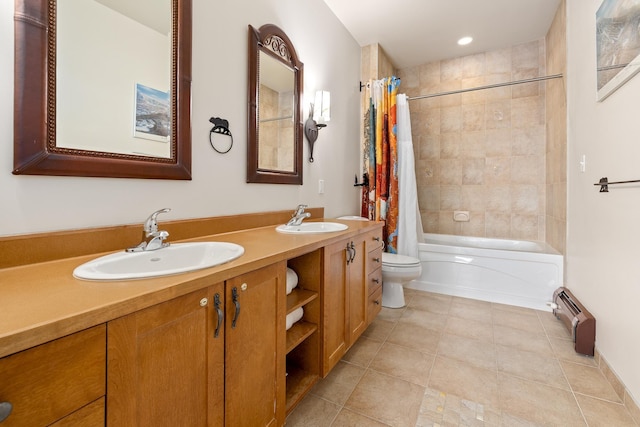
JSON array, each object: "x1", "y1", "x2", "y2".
[
  {"x1": 397, "y1": 40, "x2": 548, "y2": 241},
  {"x1": 545, "y1": 0, "x2": 567, "y2": 255}
]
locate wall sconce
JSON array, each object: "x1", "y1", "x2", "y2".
[{"x1": 304, "y1": 90, "x2": 330, "y2": 162}]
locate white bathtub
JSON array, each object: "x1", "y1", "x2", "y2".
[{"x1": 406, "y1": 233, "x2": 563, "y2": 311}]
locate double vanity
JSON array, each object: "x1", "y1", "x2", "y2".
[{"x1": 0, "y1": 209, "x2": 383, "y2": 426}]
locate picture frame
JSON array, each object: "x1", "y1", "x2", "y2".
[
  {"x1": 134, "y1": 83, "x2": 170, "y2": 142},
  {"x1": 596, "y1": 0, "x2": 640, "y2": 101}
]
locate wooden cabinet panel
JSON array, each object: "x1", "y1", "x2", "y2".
[
  {"x1": 225, "y1": 263, "x2": 286, "y2": 427},
  {"x1": 322, "y1": 239, "x2": 349, "y2": 376},
  {"x1": 0, "y1": 325, "x2": 105, "y2": 426},
  {"x1": 347, "y1": 235, "x2": 367, "y2": 345},
  {"x1": 107, "y1": 286, "x2": 224, "y2": 427}
]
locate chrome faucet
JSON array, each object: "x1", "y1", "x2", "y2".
[
  {"x1": 126, "y1": 208, "x2": 171, "y2": 252},
  {"x1": 287, "y1": 204, "x2": 311, "y2": 226}
]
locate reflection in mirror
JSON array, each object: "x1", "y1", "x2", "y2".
[
  {"x1": 247, "y1": 24, "x2": 303, "y2": 185},
  {"x1": 56, "y1": 0, "x2": 172, "y2": 158},
  {"x1": 258, "y1": 52, "x2": 295, "y2": 172},
  {"x1": 13, "y1": 0, "x2": 192, "y2": 179}
]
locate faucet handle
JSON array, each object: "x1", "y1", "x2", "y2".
[
  {"x1": 293, "y1": 204, "x2": 308, "y2": 215},
  {"x1": 144, "y1": 208, "x2": 171, "y2": 235}
]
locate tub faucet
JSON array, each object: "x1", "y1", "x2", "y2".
[
  {"x1": 287, "y1": 204, "x2": 311, "y2": 226},
  {"x1": 126, "y1": 208, "x2": 171, "y2": 252}
]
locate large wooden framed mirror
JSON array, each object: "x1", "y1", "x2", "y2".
[
  {"x1": 13, "y1": 0, "x2": 192, "y2": 179},
  {"x1": 247, "y1": 24, "x2": 303, "y2": 185}
]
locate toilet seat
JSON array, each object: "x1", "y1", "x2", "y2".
[{"x1": 382, "y1": 253, "x2": 421, "y2": 268}]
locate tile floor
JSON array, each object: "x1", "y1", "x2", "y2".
[{"x1": 286, "y1": 289, "x2": 639, "y2": 426}]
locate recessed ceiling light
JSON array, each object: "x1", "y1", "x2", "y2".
[{"x1": 457, "y1": 36, "x2": 473, "y2": 46}]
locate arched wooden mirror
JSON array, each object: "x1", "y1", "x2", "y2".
[
  {"x1": 13, "y1": 0, "x2": 192, "y2": 179},
  {"x1": 247, "y1": 24, "x2": 303, "y2": 185}
]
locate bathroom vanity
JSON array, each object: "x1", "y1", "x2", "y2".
[{"x1": 0, "y1": 210, "x2": 383, "y2": 426}]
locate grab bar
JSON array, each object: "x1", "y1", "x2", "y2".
[{"x1": 594, "y1": 177, "x2": 640, "y2": 192}]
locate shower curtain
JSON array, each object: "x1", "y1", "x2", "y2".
[
  {"x1": 361, "y1": 77, "x2": 401, "y2": 253},
  {"x1": 361, "y1": 78, "x2": 422, "y2": 256},
  {"x1": 396, "y1": 94, "x2": 424, "y2": 258}
]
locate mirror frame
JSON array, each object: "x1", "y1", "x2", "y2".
[
  {"x1": 13, "y1": 0, "x2": 192, "y2": 180},
  {"x1": 247, "y1": 24, "x2": 303, "y2": 185}
]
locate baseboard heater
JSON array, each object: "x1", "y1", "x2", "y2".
[{"x1": 552, "y1": 287, "x2": 596, "y2": 356}]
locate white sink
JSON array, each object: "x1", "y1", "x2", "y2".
[
  {"x1": 275, "y1": 222, "x2": 348, "y2": 234},
  {"x1": 74, "y1": 242, "x2": 244, "y2": 281}
]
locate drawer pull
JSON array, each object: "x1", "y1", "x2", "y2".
[
  {"x1": 231, "y1": 287, "x2": 240, "y2": 328},
  {"x1": 213, "y1": 293, "x2": 223, "y2": 338},
  {"x1": 373, "y1": 236, "x2": 381, "y2": 242},
  {"x1": 0, "y1": 402, "x2": 12, "y2": 422},
  {"x1": 373, "y1": 257, "x2": 380, "y2": 263},
  {"x1": 372, "y1": 278, "x2": 380, "y2": 284},
  {"x1": 374, "y1": 300, "x2": 380, "y2": 305}
]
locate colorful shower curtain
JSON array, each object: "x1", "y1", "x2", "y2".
[{"x1": 361, "y1": 77, "x2": 401, "y2": 253}]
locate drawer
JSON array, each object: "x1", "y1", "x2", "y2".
[
  {"x1": 0, "y1": 325, "x2": 106, "y2": 426},
  {"x1": 367, "y1": 267, "x2": 382, "y2": 296},
  {"x1": 367, "y1": 246, "x2": 382, "y2": 274},
  {"x1": 366, "y1": 231, "x2": 384, "y2": 251},
  {"x1": 367, "y1": 286, "x2": 383, "y2": 325},
  {"x1": 50, "y1": 397, "x2": 105, "y2": 427}
]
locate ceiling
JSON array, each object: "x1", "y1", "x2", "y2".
[
  {"x1": 321, "y1": 0, "x2": 562, "y2": 69},
  {"x1": 95, "y1": 0, "x2": 171, "y2": 35}
]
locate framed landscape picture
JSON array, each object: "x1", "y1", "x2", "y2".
[
  {"x1": 134, "y1": 83, "x2": 170, "y2": 142},
  {"x1": 596, "y1": 0, "x2": 640, "y2": 101}
]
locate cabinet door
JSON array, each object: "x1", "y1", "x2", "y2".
[
  {"x1": 322, "y1": 239, "x2": 349, "y2": 376},
  {"x1": 347, "y1": 235, "x2": 367, "y2": 345},
  {"x1": 107, "y1": 285, "x2": 225, "y2": 427},
  {"x1": 225, "y1": 262, "x2": 286, "y2": 427}
]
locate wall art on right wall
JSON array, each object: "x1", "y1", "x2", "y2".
[{"x1": 596, "y1": 0, "x2": 640, "y2": 101}]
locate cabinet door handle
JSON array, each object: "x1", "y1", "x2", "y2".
[
  {"x1": 349, "y1": 242, "x2": 356, "y2": 263},
  {"x1": 0, "y1": 402, "x2": 12, "y2": 422},
  {"x1": 231, "y1": 287, "x2": 240, "y2": 328},
  {"x1": 213, "y1": 293, "x2": 223, "y2": 338},
  {"x1": 345, "y1": 243, "x2": 353, "y2": 265}
]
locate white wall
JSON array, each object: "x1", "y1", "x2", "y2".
[
  {"x1": 0, "y1": 0, "x2": 362, "y2": 236},
  {"x1": 567, "y1": 0, "x2": 640, "y2": 403}
]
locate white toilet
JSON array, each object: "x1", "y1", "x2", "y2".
[{"x1": 381, "y1": 253, "x2": 422, "y2": 308}]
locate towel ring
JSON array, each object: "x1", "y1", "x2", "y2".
[{"x1": 209, "y1": 117, "x2": 233, "y2": 154}]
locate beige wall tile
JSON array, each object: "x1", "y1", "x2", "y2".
[
  {"x1": 441, "y1": 106, "x2": 462, "y2": 132},
  {"x1": 485, "y1": 99, "x2": 512, "y2": 129},
  {"x1": 486, "y1": 47, "x2": 512, "y2": 74},
  {"x1": 486, "y1": 185, "x2": 512, "y2": 212},
  {"x1": 440, "y1": 132, "x2": 460, "y2": 159},
  {"x1": 485, "y1": 128, "x2": 512, "y2": 157}
]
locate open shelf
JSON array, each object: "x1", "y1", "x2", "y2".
[
  {"x1": 285, "y1": 363, "x2": 319, "y2": 414},
  {"x1": 286, "y1": 289, "x2": 317, "y2": 314},
  {"x1": 286, "y1": 321, "x2": 317, "y2": 354}
]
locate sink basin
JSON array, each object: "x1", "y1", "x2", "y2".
[
  {"x1": 73, "y1": 242, "x2": 244, "y2": 281},
  {"x1": 275, "y1": 222, "x2": 348, "y2": 234}
]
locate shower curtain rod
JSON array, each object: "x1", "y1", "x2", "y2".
[{"x1": 407, "y1": 73, "x2": 563, "y2": 101}]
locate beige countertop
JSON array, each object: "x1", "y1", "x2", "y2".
[{"x1": 0, "y1": 220, "x2": 382, "y2": 358}]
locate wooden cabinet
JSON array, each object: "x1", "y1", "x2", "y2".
[
  {"x1": 107, "y1": 262, "x2": 286, "y2": 427},
  {"x1": 321, "y1": 235, "x2": 367, "y2": 376},
  {"x1": 0, "y1": 325, "x2": 105, "y2": 426}
]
